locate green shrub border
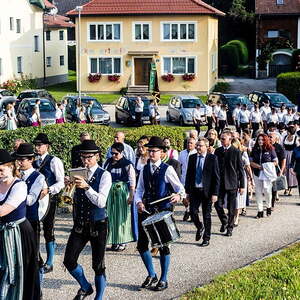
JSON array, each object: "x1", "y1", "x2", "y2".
[
  {"x1": 227, "y1": 40, "x2": 249, "y2": 65},
  {"x1": 277, "y1": 72, "x2": 300, "y2": 104}
]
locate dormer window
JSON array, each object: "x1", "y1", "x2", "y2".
[{"x1": 276, "y1": 0, "x2": 284, "y2": 5}]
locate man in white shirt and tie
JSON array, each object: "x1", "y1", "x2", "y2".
[{"x1": 192, "y1": 104, "x2": 203, "y2": 135}]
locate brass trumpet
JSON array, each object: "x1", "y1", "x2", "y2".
[{"x1": 61, "y1": 182, "x2": 76, "y2": 204}]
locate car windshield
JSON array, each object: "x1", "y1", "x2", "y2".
[
  {"x1": 1, "y1": 90, "x2": 14, "y2": 96},
  {"x1": 182, "y1": 99, "x2": 202, "y2": 108},
  {"x1": 19, "y1": 92, "x2": 37, "y2": 99},
  {"x1": 225, "y1": 95, "x2": 250, "y2": 105},
  {"x1": 266, "y1": 93, "x2": 290, "y2": 104},
  {"x1": 29, "y1": 100, "x2": 55, "y2": 112},
  {"x1": 81, "y1": 99, "x2": 103, "y2": 110},
  {"x1": 128, "y1": 98, "x2": 150, "y2": 110}
]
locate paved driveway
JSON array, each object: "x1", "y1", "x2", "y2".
[{"x1": 43, "y1": 192, "x2": 300, "y2": 300}]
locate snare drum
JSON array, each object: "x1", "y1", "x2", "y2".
[{"x1": 142, "y1": 211, "x2": 180, "y2": 248}]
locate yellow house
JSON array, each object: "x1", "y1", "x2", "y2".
[
  {"x1": 68, "y1": 0, "x2": 224, "y2": 95},
  {"x1": 0, "y1": 0, "x2": 73, "y2": 87}
]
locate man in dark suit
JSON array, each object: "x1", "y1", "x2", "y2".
[
  {"x1": 214, "y1": 131, "x2": 244, "y2": 237},
  {"x1": 185, "y1": 138, "x2": 220, "y2": 246}
]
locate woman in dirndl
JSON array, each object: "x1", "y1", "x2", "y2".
[
  {"x1": 104, "y1": 142, "x2": 137, "y2": 251},
  {"x1": 0, "y1": 150, "x2": 38, "y2": 300}
]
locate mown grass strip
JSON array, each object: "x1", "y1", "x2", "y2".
[{"x1": 181, "y1": 242, "x2": 300, "y2": 300}]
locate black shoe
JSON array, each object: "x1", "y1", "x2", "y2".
[
  {"x1": 266, "y1": 208, "x2": 272, "y2": 216},
  {"x1": 141, "y1": 275, "x2": 158, "y2": 288},
  {"x1": 225, "y1": 230, "x2": 232, "y2": 237},
  {"x1": 43, "y1": 264, "x2": 53, "y2": 274},
  {"x1": 199, "y1": 240, "x2": 210, "y2": 247},
  {"x1": 183, "y1": 211, "x2": 189, "y2": 222},
  {"x1": 153, "y1": 280, "x2": 168, "y2": 291},
  {"x1": 256, "y1": 211, "x2": 264, "y2": 219},
  {"x1": 195, "y1": 227, "x2": 204, "y2": 241},
  {"x1": 220, "y1": 224, "x2": 226, "y2": 233},
  {"x1": 73, "y1": 286, "x2": 93, "y2": 300}
]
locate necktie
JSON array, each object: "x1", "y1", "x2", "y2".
[
  {"x1": 20, "y1": 171, "x2": 25, "y2": 180},
  {"x1": 152, "y1": 164, "x2": 157, "y2": 174},
  {"x1": 36, "y1": 158, "x2": 43, "y2": 168},
  {"x1": 195, "y1": 156, "x2": 203, "y2": 185}
]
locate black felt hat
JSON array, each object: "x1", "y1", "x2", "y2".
[
  {"x1": 0, "y1": 149, "x2": 15, "y2": 165},
  {"x1": 144, "y1": 136, "x2": 166, "y2": 149},
  {"x1": 79, "y1": 140, "x2": 100, "y2": 153},
  {"x1": 15, "y1": 143, "x2": 35, "y2": 157},
  {"x1": 33, "y1": 133, "x2": 52, "y2": 145}
]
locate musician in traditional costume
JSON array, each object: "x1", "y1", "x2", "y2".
[
  {"x1": 0, "y1": 149, "x2": 38, "y2": 300},
  {"x1": 15, "y1": 143, "x2": 48, "y2": 298},
  {"x1": 63, "y1": 140, "x2": 112, "y2": 300},
  {"x1": 33, "y1": 133, "x2": 65, "y2": 274},
  {"x1": 104, "y1": 142, "x2": 137, "y2": 251},
  {"x1": 134, "y1": 136, "x2": 185, "y2": 291}
]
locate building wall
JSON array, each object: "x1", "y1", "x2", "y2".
[{"x1": 76, "y1": 15, "x2": 219, "y2": 94}]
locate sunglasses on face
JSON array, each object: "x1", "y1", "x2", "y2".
[{"x1": 110, "y1": 151, "x2": 120, "y2": 156}]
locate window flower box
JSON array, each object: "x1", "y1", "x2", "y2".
[
  {"x1": 182, "y1": 73, "x2": 196, "y2": 81},
  {"x1": 88, "y1": 73, "x2": 101, "y2": 83},
  {"x1": 108, "y1": 74, "x2": 121, "y2": 82},
  {"x1": 161, "y1": 73, "x2": 175, "y2": 82}
]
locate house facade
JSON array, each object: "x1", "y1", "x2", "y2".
[
  {"x1": 0, "y1": 0, "x2": 73, "y2": 87},
  {"x1": 68, "y1": 0, "x2": 224, "y2": 94},
  {"x1": 255, "y1": 0, "x2": 300, "y2": 77}
]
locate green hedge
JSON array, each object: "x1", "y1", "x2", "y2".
[
  {"x1": 0, "y1": 124, "x2": 186, "y2": 170},
  {"x1": 227, "y1": 40, "x2": 249, "y2": 65},
  {"x1": 292, "y1": 49, "x2": 300, "y2": 71},
  {"x1": 277, "y1": 72, "x2": 300, "y2": 104},
  {"x1": 220, "y1": 44, "x2": 240, "y2": 74}
]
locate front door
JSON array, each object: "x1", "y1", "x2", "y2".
[{"x1": 134, "y1": 58, "x2": 152, "y2": 85}]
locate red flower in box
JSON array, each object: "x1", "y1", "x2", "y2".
[
  {"x1": 88, "y1": 73, "x2": 101, "y2": 83},
  {"x1": 161, "y1": 73, "x2": 175, "y2": 82},
  {"x1": 108, "y1": 74, "x2": 121, "y2": 82},
  {"x1": 182, "y1": 73, "x2": 196, "y2": 81}
]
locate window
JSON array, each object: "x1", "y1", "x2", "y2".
[
  {"x1": 16, "y1": 19, "x2": 21, "y2": 33},
  {"x1": 267, "y1": 30, "x2": 279, "y2": 38},
  {"x1": 34, "y1": 35, "x2": 39, "y2": 52},
  {"x1": 46, "y1": 57, "x2": 51, "y2": 67},
  {"x1": 60, "y1": 55, "x2": 64, "y2": 66},
  {"x1": 267, "y1": 30, "x2": 290, "y2": 39},
  {"x1": 9, "y1": 17, "x2": 14, "y2": 31},
  {"x1": 89, "y1": 23, "x2": 121, "y2": 41},
  {"x1": 90, "y1": 57, "x2": 121, "y2": 74},
  {"x1": 59, "y1": 30, "x2": 64, "y2": 40},
  {"x1": 162, "y1": 57, "x2": 196, "y2": 74},
  {"x1": 276, "y1": 0, "x2": 284, "y2": 4},
  {"x1": 133, "y1": 23, "x2": 151, "y2": 41},
  {"x1": 17, "y1": 56, "x2": 22, "y2": 73},
  {"x1": 162, "y1": 22, "x2": 196, "y2": 41},
  {"x1": 46, "y1": 31, "x2": 51, "y2": 41},
  {"x1": 211, "y1": 53, "x2": 217, "y2": 72}
]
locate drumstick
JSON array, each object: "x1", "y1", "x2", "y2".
[{"x1": 149, "y1": 194, "x2": 178, "y2": 205}]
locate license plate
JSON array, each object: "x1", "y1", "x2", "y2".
[{"x1": 142, "y1": 116, "x2": 149, "y2": 121}]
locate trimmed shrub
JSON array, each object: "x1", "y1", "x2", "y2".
[
  {"x1": 292, "y1": 49, "x2": 300, "y2": 71},
  {"x1": 220, "y1": 44, "x2": 240, "y2": 74},
  {"x1": 0, "y1": 124, "x2": 186, "y2": 171},
  {"x1": 213, "y1": 82, "x2": 230, "y2": 93},
  {"x1": 227, "y1": 40, "x2": 249, "y2": 65},
  {"x1": 277, "y1": 72, "x2": 300, "y2": 104}
]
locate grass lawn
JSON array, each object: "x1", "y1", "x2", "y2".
[
  {"x1": 46, "y1": 71, "x2": 207, "y2": 105},
  {"x1": 181, "y1": 243, "x2": 300, "y2": 300}
]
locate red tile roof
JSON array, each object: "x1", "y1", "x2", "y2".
[
  {"x1": 44, "y1": 14, "x2": 75, "y2": 28},
  {"x1": 256, "y1": 0, "x2": 300, "y2": 15},
  {"x1": 67, "y1": 0, "x2": 225, "y2": 16}
]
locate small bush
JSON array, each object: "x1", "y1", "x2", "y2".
[
  {"x1": 213, "y1": 82, "x2": 230, "y2": 93},
  {"x1": 292, "y1": 49, "x2": 300, "y2": 71},
  {"x1": 220, "y1": 44, "x2": 240, "y2": 74},
  {"x1": 277, "y1": 72, "x2": 300, "y2": 104},
  {"x1": 227, "y1": 40, "x2": 249, "y2": 65}
]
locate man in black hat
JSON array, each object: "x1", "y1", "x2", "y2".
[
  {"x1": 33, "y1": 133, "x2": 65, "y2": 274},
  {"x1": 71, "y1": 132, "x2": 91, "y2": 168},
  {"x1": 15, "y1": 143, "x2": 47, "y2": 298},
  {"x1": 134, "y1": 136, "x2": 185, "y2": 292},
  {"x1": 63, "y1": 139, "x2": 112, "y2": 300}
]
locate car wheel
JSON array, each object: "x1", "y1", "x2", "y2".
[
  {"x1": 179, "y1": 116, "x2": 185, "y2": 126},
  {"x1": 115, "y1": 112, "x2": 121, "y2": 124},
  {"x1": 166, "y1": 111, "x2": 171, "y2": 122}
]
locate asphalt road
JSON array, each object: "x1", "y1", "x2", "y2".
[{"x1": 42, "y1": 191, "x2": 300, "y2": 300}]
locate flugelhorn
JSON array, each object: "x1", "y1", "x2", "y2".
[{"x1": 61, "y1": 182, "x2": 76, "y2": 203}]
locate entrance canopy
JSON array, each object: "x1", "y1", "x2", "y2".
[{"x1": 127, "y1": 51, "x2": 159, "y2": 56}]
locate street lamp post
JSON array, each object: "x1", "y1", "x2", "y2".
[{"x1": 75, "y1": 6, "x2": 83, "y2": 102}]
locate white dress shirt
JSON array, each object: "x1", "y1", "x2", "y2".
[
  {"x1": 195, "y1": 153, "x2": 206, "y2": 188},
  {"x1": 134, "y1": 159, "x2": 185, "y2": 204},
  {"x1": 260, "y1": 106, "x2": 271, "y2": 121},
  {"x1": 192, "y1": 108, "x2": 202, "y2": 120},
  {"x1": 178, "y1": 149, "x2": 197, "y2": 184},
  {"x1": 238, "y1": 110, "x2": 250, "y2": 123},
  {"x1": 135, "y1": 100, "x2": 144, "y2": 113},
  {"x1": 205, "y1": 105, "x2": 213, "y2": 117},
  {"x1": 106, "y1": 143, "x2": 135, "y2": 165},
  {"x1": 277, "y1": 110, "x2": 287, "y2": 123},
  {"x1": 250, "y1": 111, "x2": 262, "y2": 123},
  {"x1": 232, "y1": 108, "x2": 240, "y2": 120},
  {"x1": 217, "y1": 109, "x2": 227, "y2": 121},
  {"x1": 283, "y1": 114, "x2": 293, "y2": 125},
  {"x1": 267, "y1": 113, "x2": 279, "y2": 124},
  {"x1": 22, "y1": 167, "x2": 47, "y2": 206},
  {"x1": 85, "y1": 164, "x2": 112, "y2": 208},
  {"x1": 213, "y1": 105, "x2": 221, "y2": 116},
  {"x1": 39, "y1": 152, "x2": 65, "y2": 195},
  {"x1": 0, "y1": 180, "x2": 27, "y2": 209}
]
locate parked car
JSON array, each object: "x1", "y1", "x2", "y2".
[
  {"x1": 208, "y1": 92, "x2": 254, "y2": 125},
  {"x1": 0, "y1": 89, "x2": 17, "y2": 102},
  {"x1": 248, "y1": 91, "x2": 296, "y2": 109},
  {"x1": 115, "y1": 96, "x2": 156, "y2": 125},
  {"x1": 62, "y1": 95, "x2": 110, "y2": 125},
  {"x1": 166, "y1": 95, "x2": 206, "y2": 126},
  {"x1": 16, "y1": 98, "x2": 56, "y2": 127},
  {"x1": 17, "y1": 89, "x2": 56, "y2": 104}
]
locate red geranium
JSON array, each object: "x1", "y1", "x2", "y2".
[
  {"x1": 88, "y1": 73, "x2": 101, "y2": 83},
  {"x1": 182, "y1": 73, "x2": 196, "y2": 81},
  {"x1": 161, "y1": 73, "x2": 175, "y2": 82},
  {"x1": 108, "y1": 74, "x2": 121, "y2": 82}
]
